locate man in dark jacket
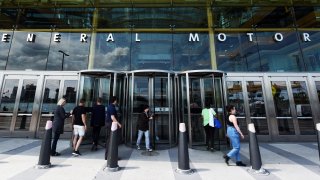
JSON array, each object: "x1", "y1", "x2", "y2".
[
  {"x1": 136, "y1": 105, "x2": 153, "y2": 152},
  {"x1": 90, "y1": 98, "x2": 105, "y2": 151},
  {"x1": 51, "y1": 98, "x2": 70, "y2": 156}
]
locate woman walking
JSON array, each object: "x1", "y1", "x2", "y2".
[{"x1": 223, "y1": 105, "x2": 246, "y2": 166}]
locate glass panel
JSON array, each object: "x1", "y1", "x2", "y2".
[
  {"x1": 294, "y1": 7, "x2": 320, "y2": 28},
  {"x1": 14, "y1": 116, "x2": 31, "y2": 130},
  {"x1": 0, "y1": 8, "x2": 18, "y2": 29},
  {"x1": 216, "y1": 32, "x2": 261, "y2": 72},
  {"x1": 99, "y1": 78, "x2": 111, "y2": 106},
  {"x1": 97, "y1": 8, "x2": 131, "y2": 28},
  {"x1": 63, "y1": 80, "x2": 78, "y2": 132},
  {"x1": 17, "y1": 79, "x2": 37, "y2": 114},
  {"x1": 252, "y1": 7, "x2": 294, "y2": 28},
  {"x1": 0, "y1": 31, "x2": 13, "y2": 70},
  {"x1": 47, "y1": 32, "x2": 90, "y2": 71},
  {"x1": 271, "y1": 81, "x2": 295, "y2": 135},
  {"x1": 290, "y1": 81, "x2": 315, "y2": 135},
  {"x1": 132, "y1": 8, "x2": 171, "y2": 28},
  {"x1": 0, "y1": 79, "x2": 19, "y2": 113},
  {"x1": 7, "y1": 31, "x2": 51, "y2": 70},
  {"x1": 172, "y1": 7, "x2": 207, "y2": 28},
  {"x1": 247, "y1": 81, "x2": 268, "y2": 135},
  {"x1": 154, "y1": 77, "x2": 169, "y2": 142},
  {"x1": 299, "y1": 31, "x2": 320, "y2": 71},
  {"x1": 213, "y1": 7, "x2": 253, "y2": 28},
  {"x1": 17, "y1": 8, "x2": 56, "y2": 29},
  {"x1": 256, "y1": 31, "x2": 304, "y2": 72},
  {"x1": 93, "y1": 33, "x2": 130, "y2": 70},
  {"x1": 131, "y1": 33, "x2": 172, "y2": 70},
  {"x1": 173, "y1": 32, "x2": 210, "y2": 71},
  {"x1": 203, "y1": 78, "x2": 214, "y2": 108},
  {"x1": 189, "y1": 78, "x2": 204, "y2": 144},
  {"x1": 0, "y1": 116, "x2": 11, "y2": 130},
  {"x1": 81, "y1": 76, "x2": 94, "y2": 106},
  {"x1": 226, "y1": 81, "x2": 247, "y2": 134},
  {"x1": 55, "y1": 8, "x2": 93, "y2": 29},
  {"x1": 41, "y1": 79, "x2": 60, "y2": 114}
]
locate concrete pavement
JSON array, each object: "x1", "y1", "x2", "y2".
[{"x1": 0, "y1": 138, "x2": 319, "y2": 180}]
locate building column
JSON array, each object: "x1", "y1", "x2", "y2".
[
  {"x1": 88, "y1": 8, "x2": 99, "y2": 70},
  {"x1": 207, "y1": 6, "x2": 217, "y2": 70}
]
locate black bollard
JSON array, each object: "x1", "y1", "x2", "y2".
[
  {"x1": 106, "y1": 122, "x2": 120, "y2": 172},
  {"x1": 35, "y1": 120, "x2": 52, "y2": 169},
  {"x1": 247, "y1": 123, "x2": 269, "y2": 175},
  {"x1": 176, "y1": 123, "x2": 193, "y2": 174},
  {"x1": 316, "y1": 123, "x2": 320, "y2": 161}
]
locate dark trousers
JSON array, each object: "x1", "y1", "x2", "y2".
[
  {"x1": 92, "y1": 126, "x2": 102, "y2": 146},
  {"x1": 204, "y1": 125, "x2": 215, "y2": 149},
  {"x1": 51, "y1": 132, "x2": 60, "y2": 154},
  {"x1": 105, "y1": 122, "x2": 112, "y2": 160}
]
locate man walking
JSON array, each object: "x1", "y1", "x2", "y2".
[
  {"x1": 91, "y1": 98, "x2": 105, "y2": 151},
  {"x1": 72, "y1": 99, "x2": 87, "y2": 156},
  {"x1": 105, "y1": 96, "x2": 121, "y2": 160}
]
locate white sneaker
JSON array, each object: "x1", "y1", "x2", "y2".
[
  {"x1": 136, "y1": 145, "x2": 141, "y2": 150},
  {"x1": 147, "y1": 148, "x2": 153, "y2": 152}
]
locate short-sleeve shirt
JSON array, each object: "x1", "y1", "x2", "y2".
[
  {"x1": 106, "y1": 104, "x2": 117, "y2": 124},
  {"x1": 72, "y1": 106, "x2": 86, "y2": 126},
  {"x1": 201, "y1": 108, "x2": 216, "y2": 126}
]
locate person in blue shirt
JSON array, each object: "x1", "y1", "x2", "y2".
[{"x1": 105, "y1": 96, "x2": 121, "y2": 160}]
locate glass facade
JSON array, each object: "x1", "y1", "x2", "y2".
[{"x1": 0, "y1": 2, "x2": 319, "y2": 72}]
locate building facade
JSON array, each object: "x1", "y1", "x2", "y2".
[{"x1": 0, "y1": 0, "x2": 320, "y2": 149}]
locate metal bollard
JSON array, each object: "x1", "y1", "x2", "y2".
[
  {"x1": 247, "y1": 123, "x2": 269, "y2": 175},
  {"x1": 175, "y1": 123, "x2": 193, "y2": 174},
  {"x1": 35, "y1": 120, "x2": 52, "y2": 169},
  {"x1": 106, "y1": 122, "x2": 120, "y2": 172}
]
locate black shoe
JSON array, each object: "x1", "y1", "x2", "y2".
[
  {"x1": 236, "y1": 161, "x2": 246, "y2": 167},
  {"x1": 76, "y1": 151, "x2": 82, "y2": 156},
  {"x1": 223, "y1": 155, "x2": 230, "y2": 165},
  {"x1": 51, "y1": 152, "x2": 61, "y2": 156}
]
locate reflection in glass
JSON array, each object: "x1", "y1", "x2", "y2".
[
  {"x1": 0, "y1": 79, "x2": 19, "y2": 113},
  {"x1": 252, "y1": 6, "x2": 294, "y2": 28},
  {"x1": 131, "y1": 33, "x2": 172, "y2": 70},
  {"x1": 173, "y1": 33, "x2": 210, "y2": 71},
  {"x1": 55, "y1": 8, "x2": 93, "y2": 29},
  {"x1": 17, "y1": 8, "x2": 55, "y2": 29},
  {"x1": 172, "y1": 7, "x2": 207, "y2": 28},
  {"x1": 213, "y1": 7, "x2": 252, "y2": 28},
  {"x1": 15, "y1": 116, "x2": 32, "y2": 130},
  {"x1": 0, "y1": 8, "x2": 18, "y2": 29},
  {"x1": 132, "y1": 8, "x2": 171, "y2": 28},
  {"x1": 0, "y1": 31, "x2": 12, "y2": 70},
  {"x1": 256, "y1": 31, "x2": 304, "y2": 72},
  {"x1": 41, "y1": 80, "x2": 60, "y2": 113},
  {"x1": 98, "y1": 8, "x2": 131, "y2": 28},
  {"x1": 18, "y1": 79, "x2": 37, "y2": 114},
  {"x1": 94, "y1": 33, "x2": 130, "y2": 70},
  {"x1": 247, "y1": 81, "x2": 268, "y2": 135},
  {"x1": 47, "y1": 32, "x2": 90, "y2": 71},
  {"x1": 294, "y1": 7, "x2": 320, "y2": 28},
  {"x1": 63, "y1": 80, "x2": 77, "y2": 112},
  {"x1": 271, "y1": 81, "x2": 295, "y2": 135},
  {"x1": 299, "y1": 31, "x2": 320, "y2": 71},
  {"x1": 290, "y1": 81, "x2": 315, "y2": 135},
  {"x1": 7, "y1": 31, "x2": 51, "y2": 70},
  {"x1": 216, "y1": 32, "x2": 260, "y2": 72}
]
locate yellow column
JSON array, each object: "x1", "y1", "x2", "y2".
[
  {"x1": 88, "y1": 8, "x2": 99, "y2": 70},
  {"x1": 207, "y1": 6, "x2": 217, "y2": 70}
]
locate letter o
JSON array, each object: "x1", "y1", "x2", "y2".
[
  {"x1": 274, "y1": 33, "x2": 283, "y2": 42},
  {"x1": 218, "y1": 33, "x2": 226, "y2": 42}
]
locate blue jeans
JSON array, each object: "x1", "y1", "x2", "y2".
[
  {"x1": 227, "y1": 126, "x2": 241, "y2": 162},
  {"x1": 136, "y1": 130, "x2": 150, "y2": 149}
]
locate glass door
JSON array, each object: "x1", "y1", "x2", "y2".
[
  {"x1": 37, "y1": 76, "x2": 78, "y2": 137},
  {"x1": 126, "y1": 71, "x2": 175, "y2": 149},
  {"x1": 269, "y1": 77, "x2": 315, "y2": 136},
  {"x1": 0, "y1": 75, "x2": 40, "y2": 134},
  {"x1": 180, "y1": 71, "x2": 224, "y2": 149}
]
